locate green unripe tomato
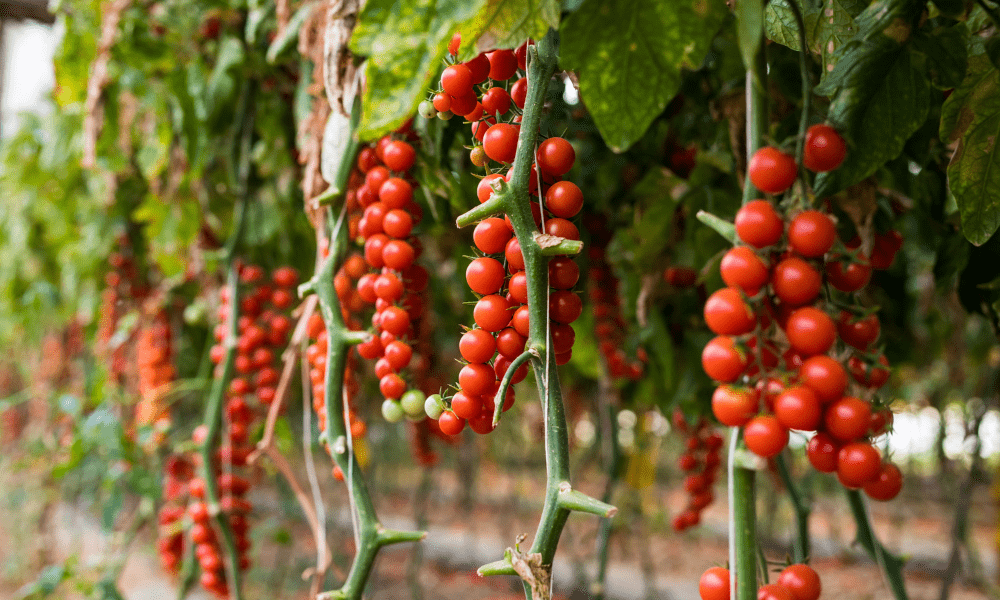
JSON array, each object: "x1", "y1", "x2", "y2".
[
  {"x1": 418, "y1": 100, "x2": 437, "y2": 119},
  {"x1": 437, "y1": 110, "x2": 454, "y2": 121},
  {"x1": 424, "y1": 393, "x2": 444, "y2": 419},
  {"x1": 400, "y1": 389, "x2": 426, "y2": 417},
  {"x1": 381, "y1": 399, "x2": 404, "y2": 423}
]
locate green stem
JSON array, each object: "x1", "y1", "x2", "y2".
[
  {"x1": 732, "y1": 457, "x2": 758, "y2": 599},
  {"x1": 592, "y1": 393, "x2": 621, "y2": 600},
  {"x1": 846, "y1": 489, "x2": 909, "y2": 600},
  {"x1": 314, "y1": 176, "x2": 424, "y2": 600},
  {"x1": 197, "y1": 85, "x2": 256, "y2": 600},
  {"x1": 787, "y1": 0, "x2": 812, "y2": 175},
  {"x1": 459, "y1": 30, "x2": 614, "y2": 599},
  {"x1": 775, "y1": 453, "x2": 811, "y2": 564},
  {"x1": 742, "y1": 38, "x2": 768, "y2": 205}
]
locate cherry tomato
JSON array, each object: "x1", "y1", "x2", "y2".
[
  {"x1": 481, "y1": 87, "x2": 511, "y2": 117},
  {"x1": 704, "y1": 287, "x2": 756, "y2": 335},
  {"x1": 537, "y1": 137, "x2": 575, "y2": 176},
  {"x1": 545, "y1": 181, "x2": 584, "y2": 218},
  {"x1": 798, "y1": 355, "x2": 847, "y2": 403},
  {"x1": 466, "y1": 257, "x2": 506, "y2": 295},
  {"x1": 863, "y1": 462, "x2": 903, "y2": 501},
  {"x1": 744, "y1": 415, "x2": 789, "y2": 458},
  {"x1": 699, "y1": 566, "x2": 730, "y2": 600},
  {"x1": 511, "y1": 77, "x2": 527, "y2": 109},
  {"x1": 774, "y1": 385, "x2": 822, "y2": 431},
  {"x1": 447, "y1": 32, "x2": 461, "y2": 56},
  {"x1": 720, "y1": 246, "x2": 770, "y2": 294},
  {"x1": 549, "y1": 257, "x2": 580, "y2": 289},
  {"x1": 437, "y1": 411, "x2": 466, "y2": 435},
  {"x1": 803, "y1": 124, "x2": 847, "y2": 172},
  {"x1": 788, "y1": 210, "x2": 836, "y2": 258},
  {"x1": 711, "y1": 385, "x2": 758, "y2": 427},
  {"x1": 382, "y1": 140, "x2": 416, "y2": 172},
  {"x1": 701, "y1": 336, "x2": 748, "y2": 382},
  {"x1": 849, "y1": 354, "x2": 890, "y2": 388},
  {"x1": 735, "y1": 200, "x2": 784, "y2": 248},
  {"x1": 838, "y1": 311, "x2": 880, "y2": 349},
  {"x1": 487, "y1": 49, "x2": 517, "y2": 80},
  {"x1": 837, "y1": 441, "x2": 882, "y2": 488},
  {"x1": 772, "y1": 258, "x2": 821, "y2": 306},
  {"x1": 826, "y1": 252, "x2": 872, "y2": 292},
  {"x1": 806, "y1": 432, "x2": 840, "y2": 472},
  {"x1": 483, "y1": 123, "x2": 520, "y2": 164},
  {"x1": 785, "y1": 307, "x2": 835, "y2": 356},
  {"x1": 473, "y1": 218, "x2": 512, "y2": 254},
  {"x1": 748, "y1": 146, "x2": 797, "y2": 194},
  {"x1": 824, "y1": 396, "x2": 872, "y2": 442},
  {"x1": 549, "y1": 291, "x2": 583, "y2": 324},
  {"x1": 757, "y1": 583, "x2": 795, "y2": 600},
  {"x1": 440, "y1": 64, "x2": 473, "y2": 97},
  {"x1": 474, "y1": 294, "x2": 513, "y2": 332}
]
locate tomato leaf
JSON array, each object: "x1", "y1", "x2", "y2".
[
  {"x1": 812, "y1": 0, "x2": 929, "y2": 196},
  {"x1": 764, "y1": 0, "x2": 866, "y2": 76},
  {"x1": 560, "y1": 0, "x2": 727, "y2": 153},
  {"x1": 458, "y1": 0, "x2": 561, "y2": 57},
  {"x1": 911, "y1": 23, "x2": 968, "y2": 90},
  {"x1": 351, "y1": 0, "x2": 487, "y2": 141},
  {"x1": 940, "y1": 55, "x2": 1000, "y2": 245}
]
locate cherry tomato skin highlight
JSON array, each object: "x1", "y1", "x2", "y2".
[
  {"x1": 785, "y1": 306, "x2": 836, "y2": 356},
  {"x1": 473, "y1": 294, "x2": 513, "y2": 332},
  {"x1": 798, "y1": 355, "x2": 848, "y2": 403},
  {"x1": 711, "y1": 385, "x2": 758, "y2": 427},
  {"x1": 720, "y1": 246, "x2": 770, "y2": 295},
  {"x1": 459, "y1": 329, "x2": 496, "y2": 364},
  {"x1": 803, "y1": 124, "x2": 847, "y2": 172},
  {"x1": 788, "y1": 210, "x2": 836, "y2": 258},
  {"x1": 864, "y1": 462, "x2": 903, "y2": 501},
  {"x1": 735, "y1": 200, "x2": 784, "y2": 248},
  {"x1": 473, "y1": 218, "x2": 512, "y2": 254},
  {"x1": 466, "y1": 257, "x2": 506, "y2": 295},
  {"x1": 773, "y1": 385, "x2": 822, "y2": 431},
  {"x1": 483, "y1": 123, "x2": 520, "y2": 164},
  {"x1": 545, "y1": 181, "x2": 584, "y2": 218},
  {"x1": 704, "y1": 287, "x2": 756, "y2": 336},
  {"x1": 748, "y1": 146, "x2": 797, "y2": 194},
  {"x1": 824, "y1": 396, "x2": 872, "y2": 442},
  {"x1": 837, "y1": 441, "x2": 882, "y2": 488},
  {"x1": 701, "y1": 336, "x2": 748, "y2": 383},
  {"x1": 537, "y1": 137, "x2": 575, "y2": 176},
  {"x1": 807, "y1": 432, "x2": 840, "y2": 472},
  {"x1": 772, "y1": 258, "x2": 822, "y2": 306},
  {"x1": 743, "y1": 415, "x2": 790, "y2": 458},
  {"x1": 698, "y1": 566, "x2": 730, "y2": 600}
]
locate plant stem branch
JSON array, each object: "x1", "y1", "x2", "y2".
[
  {"x1": 775, "y1": 453, "x2": 811, "y2": 563},
  {"x1": 733, "y1": 463, "x2": 758, "y2": 599},
  {"x1": 742, "y1": 36, "x2": 768, "y2": 205},
  {"x1": 787, "y1": 0, "x2": 811, "y2": 170},
  {"x1": 845, "y1": 489, "x2": 909, "y2": 600}
]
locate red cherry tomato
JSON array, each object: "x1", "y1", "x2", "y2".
[
  {"x1": 744, "y1": 415, "x2": 789, "y2": 458},
  {"x1": 803, "y1": 124, "x2": 847, "y2": 172},
  {"x1": 748, "y1": 146, "x2": 797, "y2": 194},
  {"x1": 788, "y1": 210, "x2": 836, "y2": 258},
  {"x1": 735, "y1": 200, "x2": 784, "y2": 248}
]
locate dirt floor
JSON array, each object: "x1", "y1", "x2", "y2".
[{"x1": 1, "y1": 447, "x2": 996, "y2": 600}]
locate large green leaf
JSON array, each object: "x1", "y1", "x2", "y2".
[
  {"x1": 351, "y1": 0, "x2": 487, "y2": 140},
  {"x1": 911, "y1": 23, "x2": 968, "y2": 90},
  {"x1": 941, "y1": 55, "x2": 1000, "y2": 245},
  {"x1": 457, "y1": 0, "x2": 560, "y2": 56},
  {"x1": 812, "y1": 0, "x2": 929, "y2": 196},
  {"x1": 559, "y1": 0, "x2": 727, "y2": 153},
  {"x1": 765, "y1": 0, "x2": 866, "y2": 75}
]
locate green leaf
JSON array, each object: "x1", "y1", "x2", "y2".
[
  {"x1": 765, "y1": 0, "x2": 866, "y2": 75},
  {"x1": 351, "y1": 0, "x2": 487, "y2": 140},
  {"x1": 812, "y1": 0, "x2": 929, "y2": 196},
  {"x1": 457, "y1": 0, "x2": 560, "y2": 55},
  {"x1": 736, "y1": 0, "x2": 765, "y2": 70},
  {"x1": 696, "y1": 210, "x2": 736, "y2": 244},
  {"x1": 560, "y1": 0, "x2": 727, "y2": 152},
  {"x1": 940, "y1": 55, "x2": 1000, "y2": 245},
  {"x1": 911, "y1": 23, "x2": 968, "y2": 89}
]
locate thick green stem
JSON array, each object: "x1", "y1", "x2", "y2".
[
  {"x1": 732, "y1": 459, "x2": 758, "y2": 599},
  {"x1": 592, "y1": 392, "x2": 621, "y2": 600},
  {"x1": 314, "y1": 172, "x2": 424, "y2": 600},
  {"x1": 460, "y1": 29, "x2": 614, "y2": 598},
  {"x1": 846, "y1": 489, "x2": 909, "y2": 600},
  {"x1": 787, "y1": 0, "x2": 811, "y2": 171},
  {"x1": 775, "y1": 453, "x2": 811, "y2": 564},
  {"x1": 742, "y1": 40, "x2": 768, "y2": 205},
  {"x1": 197, "y1": 85, "x2": 256, "y2": 600}
]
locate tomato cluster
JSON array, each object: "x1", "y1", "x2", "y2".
[
  {"x1": 157, "y1": 455, "x2": 193, "y2": 575},
  {"x1": 703, "y1": 126, "x2": 903, "y2": 501},
  {"x1": 346, "y1": 134, "x2": 434, "y2": 426},
  {"x1": 587, "y1": 222, "x2": 646, "y2": 380},
  {"x1": 419, "y1": 39, "x2": 584, "y2": 436},
  {"x1": 135, "y1": 308, "x2": 175, "y2": 441},
  {"x1": 672, "y1": 415, "x2": 723, "y2": 531},
  {"x1": 98, "y1": 236, "x2": 148, "y2": 380},
  {"x1": 699, "y1": 563, "x2": 821, "y2": 600}
]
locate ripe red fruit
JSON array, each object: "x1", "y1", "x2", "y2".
[
  {"x1": 487, "y1": 49, "x2": 518, "y2": 80},
  {"x1": 871, "y1": 230, "x2": 903, "y2": 269},
  {"x1": 720, "y1": 247, "x2": 769, "y2": 294},
  {"x1": 704, "y1": 287, "x2": 756, "y2": 336},
  {"x1": 826, "y1": 253, "x2": 872, "y2": 292},
  {"x1": 838, "y1": 312, "x2": 880, "y2": 349},
  {"x1": 743, "y1": 415, "x2": 789, "y2": 458},
  {"x1": 481, "y1": 87, "x2": 511, "y2": 117},
  {"x1": 474, "y1": 294, "x2": 512, "y2": 332},
  {"x1": 785, "y1": 307, "x2": 835, "y2": 356},
  {"x1": 803, "y1": 124, "x2": 847, "y2": 172},
  {"x1": 459, "y1": 363, "x2": 495, "y2": 396},
  {"x1": 382, "y1": 141, "x2": 416, "y2": 172},
  {"x1": 537, "y1": 137, "x2": 575, "y2": 176},
  {"x1": 483, "y1": 123, "x2": 520, "y2": 164},
  {"x1": 701, "y1": 336, "x2": 748, "y2": 383},
  {"x1": 798, "y1": 355, "x2": 847, "y2": 403},
  {"x1": 773, "y1": 386, "x2": 822, "y2": 431},
  {"x1": 473, "y1": 218, "x2": 511, "y2": 254},
  {"x1": 778, "y1": 565, "x2": 822, "y2": 600},
  {"x1": 849, "y1": 354, "x2": 890, "y2": 388},
  {"x1": 510, "y1": 77, "x2": 527, "y2": 109},
  {"x1": 496, "y1": 327, "x2": 527, "y2": 358},
  {"x1": 824, "y1": 396, "x2": 872, "y2": 441},
  {"x1": 863, "y1": 462, "x2": 903, "y2": 501},
  {"x1": 664, "y1": 266, "x2": 697, "y2": 287},
  {"x1": 735, "y1": 200, "x2": 784, "y2": 248},
  {"x1": 711, "y1": 385, "x2": 758, "y2": 427},
  {"x1": 698, "y1": 566, "x2": 730, "y2": 600},
  {"x1": 440, "y1": 64, "x2": 473, "y2": 97},
  {"x1": 748, "y1": 147, "x2": 797, "y2": 194},
  {"x1": 757, "y1": 583, "x2": 795, "y2": 600},
  {"x1": 466, "y1": 257, "x2": 506, "y2": 295},
  {"x1": 837, "y1": 441, "x2": 882, "y2": 488},
  {"x1": 806, "y1": 432, "x2": 840, "y2": 472},
  {"x1": 545, "y1": 181, "x2": 584, "y2": 218},
  {"x1": 437, "y1": 411, "x2": 465, "y2": 435},
  {"x1": 549, "y1": 257, "x2": 580, "y2": 289},
  {"x1": 772, "y1": 258, "x2": 822, "y2": 306},
  {"x1": 788, "y1": 210, "x2": 836, "y2": 258},
  {"x1": 460, "y1": 329, "x2": 496, "y2": 364},
  {"x1": 448, "y1": 32, "x2": 461, "y2": 56}
]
